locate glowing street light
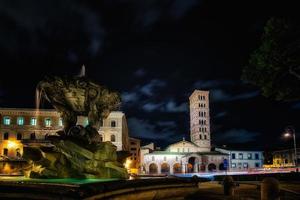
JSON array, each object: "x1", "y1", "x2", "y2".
[{"x1": 283, "y1": 126, "x2": 297, "y2": 167}]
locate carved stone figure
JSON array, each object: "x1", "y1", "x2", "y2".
[{"x1": 23, "y1": 73, "x2": 128, "y2": 179}]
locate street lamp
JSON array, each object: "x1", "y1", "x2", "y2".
[{"x1": 283, "y1": 126, "x2": 297, "y2": 167}]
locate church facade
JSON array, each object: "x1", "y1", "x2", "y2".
[{"x1": 141, "y1": 90, "x2": 229, "y2": 174}]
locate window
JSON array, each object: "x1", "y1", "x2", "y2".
[
  {"x1": 200, "y1": 134, "x2": 202, "y2": 140},
  {"x1": 59, "y1": 118, "x2": 63, "y2": 127},
  {"x1": 111, "y1": 120, "x2": 116, "y2": 127},
  {"x1": 204, "y1": 135, "x2": 207, "y2": 140},
  {"x1": 3, "y1": 116, "x2": 11, "y2": 125},
  {"x1": 3, "y1": 148, "x2": 8, "y2": 156},
  {"x1": 176, "y1": 156, "x2": 178, "y2": 161},
  {"x1": 247, "y1": 153, "x2": 252, "y2": 159},
  {"x1": 238, "y1": 153, "x2": 243, "y2": 159},
  {"x1": 100, "y1": 120, "x2": 103, "y2": 127},
  {"x1": 203, "y1": 96, "x2": 205, "y2": 100},
  {"x1": 45, "y1": 118, "x2": 52, "y2": 127},
  {"x1": 177, "y1": 148, "x2": 180, "y2": 152},
  {"x1": 100, "y1": 135, "x2": 103, "y2": 142},
  {"x1": 231, "y1": 163, "x2": 236, "y2": 168},
  {"x1": 17, "y1": 117, "x2": 24, "y2": 125},
  {"x1": 231, "y1": 153, "x2": 236, "y2": 159},
  {"x1": 17, "y1": 133, "x2": 22, "y2": 140},
  {"x1": 152, "y1": 156, "x2": 155, "y2": 161},
  {"x1": 204, "y1": 127, "x2": 207, "y2": 132},
  {"x1": 164, "y1": 156, "x2": 166, "y2": 161},
  {"x1": 111, "y1": 134, "x2": 116, "y2": 142},
  {"x1": 30, "y1": 118, "x2": 37, "y2": 126},
  {"x1": 255, "y1": 153, "x2": 259, "y2": 159},
  {"x1": 255, "y1": 163, "x2": 260, "y2": 168},
  {"x1": 204, "y1": 112, "x2": 206, "y2": 117},
  {"x1": 243, "y1": 163, "x2": 248, "y2": 168},
  {"x1": 16, "y1": 148, "x2": 21, "y2": 157},
  {"x1": 203, "y1": 104, "x2": 206, "y2": 107},
  {"x1": 3, "y1": 132, "x2": 9, "y2": 140}
]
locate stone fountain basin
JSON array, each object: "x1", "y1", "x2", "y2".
[{"x1": 0, "y1": 177, "x2": 201, "y2": 200}]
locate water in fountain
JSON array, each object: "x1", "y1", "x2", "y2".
[{"x1": 79, "y1": 65, "x2": 86, "y2": 77}]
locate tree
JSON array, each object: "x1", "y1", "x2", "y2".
[{"x1": 242, "y1": 17, "x2": 300, "y2": 101}]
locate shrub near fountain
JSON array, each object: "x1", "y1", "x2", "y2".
[{"x1": 22, "y1": 74, "x2": 128, "y2": 179}]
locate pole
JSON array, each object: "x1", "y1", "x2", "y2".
[{"x1": 293, "y1": 131, "x2": 297, "y2": 167}]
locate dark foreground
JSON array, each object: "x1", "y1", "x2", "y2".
[{"x1": 0, "y1": 173, "x2": 299, "y2": 200}]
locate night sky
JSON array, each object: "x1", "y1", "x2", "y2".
[{"x1": 0, "y1": 1, "x2": 299, "y2": 150}]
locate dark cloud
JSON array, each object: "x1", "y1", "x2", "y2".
[
  {"x1": 211, "y1": 89, "x2": 259, "y2": 102},
  {"x1": 215, "y1": 129, "x2": 260, "y2": 143},
  {"x1": 128, "y1": 117, "x2": 176, "y2": 140},
  {"x1": 134, "y1": 68, "x2": 147, "y2": 77},
  {"x1": 194, "y1": 80, "x2": 235, "y2": 89},
  {"x1": 291, "y1": 102, "x2": 300, "y2": 109},
  {"x1": 140, "y1": 79, "x2": 166, "y2": 96},
  {"x1": 214, "y1": 111, "x2": 227, "y2": 119}
]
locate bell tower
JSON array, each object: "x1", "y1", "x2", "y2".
[{"x1": 189, "y1": 90, "x2": 211, "y2": 152}]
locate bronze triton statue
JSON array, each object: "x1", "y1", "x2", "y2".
[{"x1": 22, "y1": 66, "x2": 128, "y2": 179}]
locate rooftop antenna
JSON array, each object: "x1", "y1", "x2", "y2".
[{"x1": 79, "y1": 65, "x2": 86, "y2": 77}]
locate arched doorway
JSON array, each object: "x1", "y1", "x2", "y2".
[
  {"x1": 208, "y1": 163, "x2": 216, "y2": 172},
  {"x1": 219, "y1": 163, "x2": 225, "y2": 170},
  {"x1": 188, "y1": 157, "x2": 197, "y2": 173},
  {"x1": 161, "y1": 163, "x2": 170, "y2": 174},
  {"x1": 149, "y1": 163, "x2": 158, "y2": 174},
  {"x1": 173, "y1": 163, "x2": 182, "y2": 173}
]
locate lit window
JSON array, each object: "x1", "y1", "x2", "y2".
[
  {"x1": 238, "y1": 153, "x2": 243, "y2": 159},
  {"x1": 17, "y1": 117, "x2": 24, "y2": 125},
  {"x1": 111, "y1": 120, "x2": 116, "y2": 127},
  {"x1": 59, "y1": 118, "x2": 63, "y2": 127},
  {"x1": 231, "y1": 163, "x2": 236, "y2": 168},
  {"x1": 111, "y1": 134, "x2": 116, "y2": 142},
  {"x1": 45, "y1": 118, "x2": 52, "y2": 127},
  {"x1": 248, "y1": 153, "x2": 252, "y2": 159},
  {"x1": 3, "y1": 117, "x2": 11, "y2": 125},
  {"x1": 3, "y1": 132, "x2": 9, "y2": 140},
  {"x1": 30, "y1": 118, "x2": 37, "y2": 126}
]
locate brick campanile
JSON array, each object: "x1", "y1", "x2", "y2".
[{"x1": 189, "y1": 90, "x2": 211, "y2": 152}]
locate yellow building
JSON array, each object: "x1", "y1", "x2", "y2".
[{"x1": 0, "y1": 108, "x2": 62, "y2": 174}]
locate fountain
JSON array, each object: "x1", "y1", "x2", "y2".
[{"x1": 22, "y1": 67, "x2": 128, "y2": 179}]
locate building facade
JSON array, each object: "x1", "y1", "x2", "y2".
[
  {"x1": 271, "y1": 148, "x2": 300, "y2": 167},
  {"x1": 128, "y1": 137, "x2": 141, "y2": 174},
  {"x1": 215, "y1": 148, "x2": 264, "y2": 170},
  {"x1": 189, "y1": 90, "x2": 211, "y2": 152},
  {"x1": 98, "y1": 111, "x2": 130, "y2": 151},
  {"x1": 0, "y1": 108, "x2": 130, "y2": 174}
]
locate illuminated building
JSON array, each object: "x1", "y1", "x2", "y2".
[
  {"x1": 128, "y1": 137, "x2": 141, "y2": 174},
  {"x1": 142, "y1": 90, "x2": 229, "y2": 174},
  {"x1": 271, "y1": 148, "x2": 300, "y2": 167},
  {"x1": 0, "y1": 108, "x2": 130, "y2": 174}
]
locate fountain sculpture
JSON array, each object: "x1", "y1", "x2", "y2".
[{"x1": 22, "y1": 68, "x2": 128, "y2": 179}]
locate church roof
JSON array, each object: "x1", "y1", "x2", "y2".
[{"x1": 165, "y1": 139, "x2": 199, "y2": 150}]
